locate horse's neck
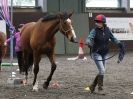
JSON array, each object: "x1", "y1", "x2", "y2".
[{"x1": 44, "y1": 19, "x2": 60, "y2": 40}]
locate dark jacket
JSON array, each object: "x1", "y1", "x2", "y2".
[{"x1": 86, "y1": 26, "x2": 120, "y2": 55}]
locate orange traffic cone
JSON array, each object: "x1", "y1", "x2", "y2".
[
  {"x1": 67, "y1": 37, "x2": 87, "y2": 61},
  {"x1": 78, "y1": 37, "x2": 85, "y2": 59}
]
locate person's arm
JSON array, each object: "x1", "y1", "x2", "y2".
[
  {"x1": 5, "y1": 33, "x2": 16, "y2": 43},
  {"x1": 86, "y1": 29, "x2": 96, "y2": 47},
  {"x1": 109, "y1": 28, "x2": 125, "y2": 63},
  {"x1": 6, "y1": 36, "x2": 15, "y2": 43},
  {"x1": 109, "y1": 29, "x2": 120, "y2": 44}
]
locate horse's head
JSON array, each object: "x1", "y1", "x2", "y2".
[{"x1": 58, "y1": 12, "x2": 77, "y2": 43}]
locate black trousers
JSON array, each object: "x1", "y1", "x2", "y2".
[{"x1": 16, "y1": 51, "x2": 23, "y2": 72}]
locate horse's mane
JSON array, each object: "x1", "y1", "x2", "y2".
[
  {"x1": 42, "y1": 12, "x2": 69, "y2": 22},
  {"x1": 42, "y1": 13, "x2": 58, "y2": 21}
]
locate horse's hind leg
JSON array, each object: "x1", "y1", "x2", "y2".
[
  {"x1": 23, "y1": 50, "x2": 29, "y2": 83},
  {"x1": 32, "y1": 51, "x2": 41, "y2": 91},
  {"x1": 43, "y1": 53, "x2": 57, "y2": 89}
]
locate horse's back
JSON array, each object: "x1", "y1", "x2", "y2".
[
  {"x1": 21, "y1": 18, "x2": 56, "y2": 53},
  {"x1": 21, "y1": 22, "x2": 36, "y2": 35},
  {"x1": 30, "y1": 19, "x2": 56, "y2": 51}
]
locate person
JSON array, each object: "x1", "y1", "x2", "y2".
[
  {"x1": 6, "y1": 24, "x2": 24, "y2": 74},
  {"x1": 86, "y1": 14, "x2": 125, "y2": 94}
]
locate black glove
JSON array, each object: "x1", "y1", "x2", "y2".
[
  {"x1": 87, "y1": 43, "x2": 93, "y2": 48},
  {"x1": 117, "y1": 42, "x2": 125, "y2": 63},
  {"x1": 87, "y1": 40, "x2": 94, "y2": 48}
]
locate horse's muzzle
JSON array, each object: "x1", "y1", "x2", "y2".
[{"x1": 70, "y1": 37, "x2": 77, "y2": 43}]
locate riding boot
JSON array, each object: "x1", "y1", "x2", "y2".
[
  {"x1": 89, "y1": 75, "x2": 99, "y2": 93},
  {"x1": 97, "y1": 75, "x2": 104, "y2": 91},
  {"x1": 97, "y1": 75, "x2": 106, "y2": 95}
]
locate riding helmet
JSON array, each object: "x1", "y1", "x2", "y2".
[{"x1": 94, "y1": 14, "x2": 106, "y2": 23}]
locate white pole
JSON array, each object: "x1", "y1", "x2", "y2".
[
  {"x1": 10, "y1": 0, "x2": 14, "y2": 77},
  {"x1": 11, "y1": 0, "x2": 13, "y2": 23}
]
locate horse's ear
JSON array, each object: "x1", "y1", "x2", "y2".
[{"x1": 68, "y1": 11, "x2": 74, "y2": 18}]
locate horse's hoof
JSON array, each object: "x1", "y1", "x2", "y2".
[
  {"x1": 32, "y1": 88, "x2": 38, "y2": 92},
  {"x1": 32, "y1": 86, "x2": 38, "y2": 92},
  {"x1": 32, "y1": 82, "x2": 39, "y2": 92},
  {"x1": 20, "y1": 71, "x2": 25, "y2": 75},
  {"x1": 43, "y1": 82, "x2": 49, "y2": 89}
]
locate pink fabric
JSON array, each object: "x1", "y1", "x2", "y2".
[{"x1": 6, "y1": 32, "x2": 21, "y2": 52}]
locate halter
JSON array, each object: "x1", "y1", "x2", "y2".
[{"x1": 59, "y1": 18, "x2": 73, "y2": 35}]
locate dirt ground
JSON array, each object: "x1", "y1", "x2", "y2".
[{"x1": 0, "y1": 52, "x2": 133, "y2": 99}]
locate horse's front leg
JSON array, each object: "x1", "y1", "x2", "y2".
[
  {"x1": 43, "y1": 52, "x2": 57, "y2": 89},
  {"x1": 32, "y1": 51, "x2": 41, "y2": 91}
]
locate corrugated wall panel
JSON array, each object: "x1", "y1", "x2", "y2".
[
  {"x1": 47, "y1": 0, "x2": 59, "y2": 12},
  {"x1": 59, "y1": 0, "x2": 78, "y2": 12},
  {"x1": 55, "y1": 32, "x2": 65, "y2": 54}
]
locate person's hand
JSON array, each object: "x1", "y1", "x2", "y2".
[
  {"x1": 118, "y1": 43, "x2": 123, "y2": 49},
  {"x1": 117, "y1": 42, "x2": 125, "y2": 63},
  {"x1": 87, "y1": 44, "x2": 93, "y2": 48},
  {"x1": 118, "y1": 42, "x2": 125, "y2": 54},
  {"x1": 4, "y1": 42, "x2": 7, "y2": 46}
]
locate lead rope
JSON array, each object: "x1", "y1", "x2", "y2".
[{"x1": 73, "y1": 41, "x2": 118, "y2": 61}]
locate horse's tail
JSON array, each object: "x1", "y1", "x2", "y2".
[
  {"x1": 28, "y1": 53, "x2": 33, "y2": 71},
  {"x1": 22, "y1": 52, "x2": 33, "y2": 73}
]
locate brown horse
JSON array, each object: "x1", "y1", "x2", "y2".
[
  {"x1": 0, "y1": 31, "x2": 6, "y2": 71},
  {"x1": 21, "y1": 12, "x2": 77, "y2": 91}
]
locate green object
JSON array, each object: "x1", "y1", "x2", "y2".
[{"x1": 1, "y1": 63, "x2": 18, "y2": 66}]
